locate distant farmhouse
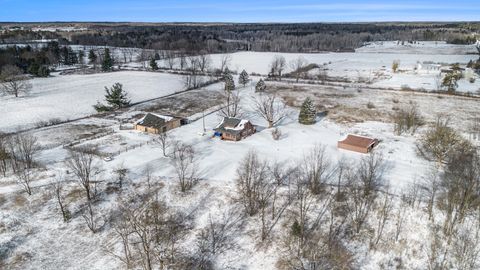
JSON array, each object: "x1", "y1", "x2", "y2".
[
  {"x1": 214, "y1": 117, "x2": 256, "y2": 141},
  {"x1": 338, "y1": 134, "x2": 378, "y2": 154},
  {"x1": 135, "y1": 113, "x2": 181, "y2": 134}
]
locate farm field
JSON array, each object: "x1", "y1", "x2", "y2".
[
  {"x1": 1, "y1": 39, "x2": 480, "y2": 270},
  {"x1": 0, "y1": 71, "x2": 187, "y2": 132}
]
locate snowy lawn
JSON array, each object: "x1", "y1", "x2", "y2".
[
  {"x1": 0, "y1": 71, "x2": 186, "y2": 132},
  {"x1": 0, "y1": 78, "x2": 475, "y2": 270}
]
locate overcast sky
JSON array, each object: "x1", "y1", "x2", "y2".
[{"x1": 1, "y1": 0, "x2": 479, "y2": 22}]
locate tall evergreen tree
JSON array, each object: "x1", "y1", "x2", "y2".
[
  {"x1": 78, "y1": 50, "x2": 85, "y2": 64},
  {"x1": 442, "y1": 64, "x2": 462, "y2": 94},
  {"x1": 224, "y1": 73, "x2": 235, "y2": 92},
  {"x1": 105, "y1": 83, "x2": 130, "y2": 109},
  {"x1": 94, "y1": 83, "x2": 130, "y2": 112},
  {"x1": 149, "y1": 58, "x2": 159, "y2": 70},
  {"x1": 238, "y1": 69, "x2": 249, "y2": 87},
  {"x1": 298, "y1": 97, "x2": 317, "y2": 125},
  {"x1": 68, "y1": 48, "x2": 78, "y2": 65},
  {"x1": 102, "y1": 48, "x2": 113, "y2": 71},
  {"x1": 88, "y1": 49, "x2": 97, "y2": 65},
  {"x1": 255, "y1": 79, "x2": 267, "y2": 92}
]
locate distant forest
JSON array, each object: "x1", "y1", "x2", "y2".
[{"x1": 1, "y1": 22, "x2": 479, "y2": 53}]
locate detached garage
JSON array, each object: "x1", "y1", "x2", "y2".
[
  {"x1": 135, "y1": 113, "x2": 181, "y2": 134},
  {"x1": 338, "y1": 134, "x2": 378, "y2": 154}
]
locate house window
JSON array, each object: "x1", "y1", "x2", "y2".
[{"x1": 162, "y1": 126, "x2": 167, "y2": 133}]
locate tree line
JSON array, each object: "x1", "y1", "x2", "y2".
[{"x1": 3, "y1": 22, "x2": 478, "y2": 54}]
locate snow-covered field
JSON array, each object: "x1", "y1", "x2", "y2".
[
  {"x1": 154, "y1": 41, "x2": 480, "y2": 93},
  {"x1": 0, "y1": 71, "x2": 186, "y2": 132},
  {"x1": 0, "y1": 83, "x2": 431, "y2": 269},
  {"x1": 204, "y1": 51, "x2": 476, "y2": 77},
  {"x1": 1, "y1": 41, "x2": 480, "y2": 269},
  {"x1": 356, "y1": 41, "x2": 478, "y2": 55}
]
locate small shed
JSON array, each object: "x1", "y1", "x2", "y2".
[
  {"x1": 214, "y1": 117, "x2": 256, "y2": 141},
  {"x1": 338, "y1": 134, "x2": 378, "y2": 154},
  {"x1": 135, "y1": 113, "x2": 181, "y2": 134}
]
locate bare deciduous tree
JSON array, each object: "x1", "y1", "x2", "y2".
[
  {"x1": 289, "y1": 56, "x2": 308, "y2": 82},
  {"x1": 270, "y1": 55, "x2": 286, "y2": 80},
  {"x1": 0, "y1": 135, "x2": 10, "y2": 176},
  {"x1": 302, "y1": 144, "x2": 333, "y2": 195},
  {"x1": 52, "y1": 177, "x2": 71, "y2": 222},
  {"x1": 235, "y1": 150, "x2": 269, "y2": 216},
  {"x1": 155, "y1": 131, "x2": 170, "y2": 157},
  {"x1": 421, "y1": 166, "x2": 441, "y2": 221},
  {"x1": 417, "y1": 116, "x2": 468, "y2": 165},
  {"x1": 16, "y1": 168, "x2": 33, "y2": 195},
  {"x1": 219, "y1": 88, "x2": 242, "y2": 118},
  {"x1": 196, "y1": 210, "x2": 244, "y2": 260},
  {"x1": 110, "y1": 194, "x2": 187, "y2": 269},
  {"x1": 440, "y1": 143, "x2": 480, "y2": 235},
  {"x1": 253, "y1": 93, "x2": 287, "y2": 128},
  {"x1": 0, "y1": 65, "x2": 32, "y2": 97},
  {"x1": 83, "y1": 200, "x2": 101, "y2": 233},
  {"x1": 114, "y1": 164, "x2": 129, "y2": 190},
  {"x1": 393, "y1": 102, "x2": 424, "y2": 135},
  {"x1": 171, "y1": 142, "x2": 198, "y2": 192},
  {"x1": 7, "y1": 133, "x2": 40, "y2": 170},
  {"x1": 451, "y1": 223, "x2": 480, "y2": 270},
  {"x1": 270, "y1": 160, "x2": 295, "y2": 186},
  {"x1": 348, "y1": 153, "x2": 386, "y2": 234},
  {"x1": 357, "y1": 153, "x2": 387, "y2": 198},
  {"x1": 197, "y1": 51, "x2": 211, "y2": 73},
  {"x1": 66, "y1": 148, "x2": 100, "y2": 201},
  {"x1": 165, "y1": 51, "x2": 176, "y2": 69},
  {"x1": 372, "y1": 192, "x2": 393, "y2": 247},
  {"x1": 219, "y1": 54, "x2": 232, "y2": 74},
  {"x1": 179, "y1": 52, "x2": 187, "y2": 70}
]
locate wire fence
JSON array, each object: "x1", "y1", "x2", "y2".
[
  {"x1": 63, "y1": 128, "x2": 115, "y2": 148},
  {"x1": 110, "y1": 140, "x2": 154, "y2": 157}
]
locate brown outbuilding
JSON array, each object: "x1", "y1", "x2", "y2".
[
  {"x1": 135, "y1": 113, "x2": 181, "y2": 134},
  {"x1": 337, "y1": 134, "x2": 378, "y2": 154},
  {"x1": 214, "y1": 117, "x2": 256, "y2": 141}
]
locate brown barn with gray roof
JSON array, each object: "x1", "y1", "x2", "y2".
[{"x1": 135, "y1": 113, "x2": 181, "y2": 134}]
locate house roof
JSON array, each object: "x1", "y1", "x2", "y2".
[
  {"x1": 137, "y1": 113, "x2": 173, "y2": 129},
  {"x1": 338, "y1": 134, "x2": 377, "y2": 149},
  {"x1": 214, "y1": 117, "x2": 251, "y2": 135}
]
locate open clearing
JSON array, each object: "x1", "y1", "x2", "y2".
[
  {"x1": 1, "y1": 41, "x2": 480, "y2": 270},
  {"x1": 0, "y1": 71, "x2": 186, "y2": 132}
]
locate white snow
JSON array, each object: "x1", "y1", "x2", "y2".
[
  {"x1": 1, "y1": 41, "x2": 479, "y2": 270},
  {"x1": 0, "y1": 71, "x2": 186, "y2": 132}
]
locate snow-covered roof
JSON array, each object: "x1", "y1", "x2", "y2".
[
  {"x1": 214, "y1": 117, "x2": 251, "y2": 134},
  {"x1": 136, "y1": 113, "x2": 174, "y2": 128}
]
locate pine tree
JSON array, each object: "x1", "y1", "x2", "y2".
[
  {"x1": 149, "y1": 58, "x2": 159, "y2": 70},
  {"x1": 238, "y1": 69, "x2": 249, "y2": 87},
  {"x1": 102, "y1": 48, "x2": 113, "y2": 72},
  {"x1": 78, "y1": 50, "x2": 85, "y2": 64},
  {"x1": 88, "y1": 49, "x2": 97, "y2": 65},
  {"x1": 255, "y1": 79, "x2": 267, "y2": 92},
  {"x1": 224, "y1": 73, "x2": 235, "y2": 92},
  {"x1": 60, "y1": 46, "x2": 69, "y2": 65},
  {"x1": 68, "y1": 48, "x2": 78, "y2": 65},
  {"x1": 290, "y1": 220, "x2": 302, "y2": 237},
  {"x1": 298, "y1": 97, "x2": 317, "y2": 125},
  {"x1": 104, "y1": 83, "x2": 130, "y2": 109}
]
